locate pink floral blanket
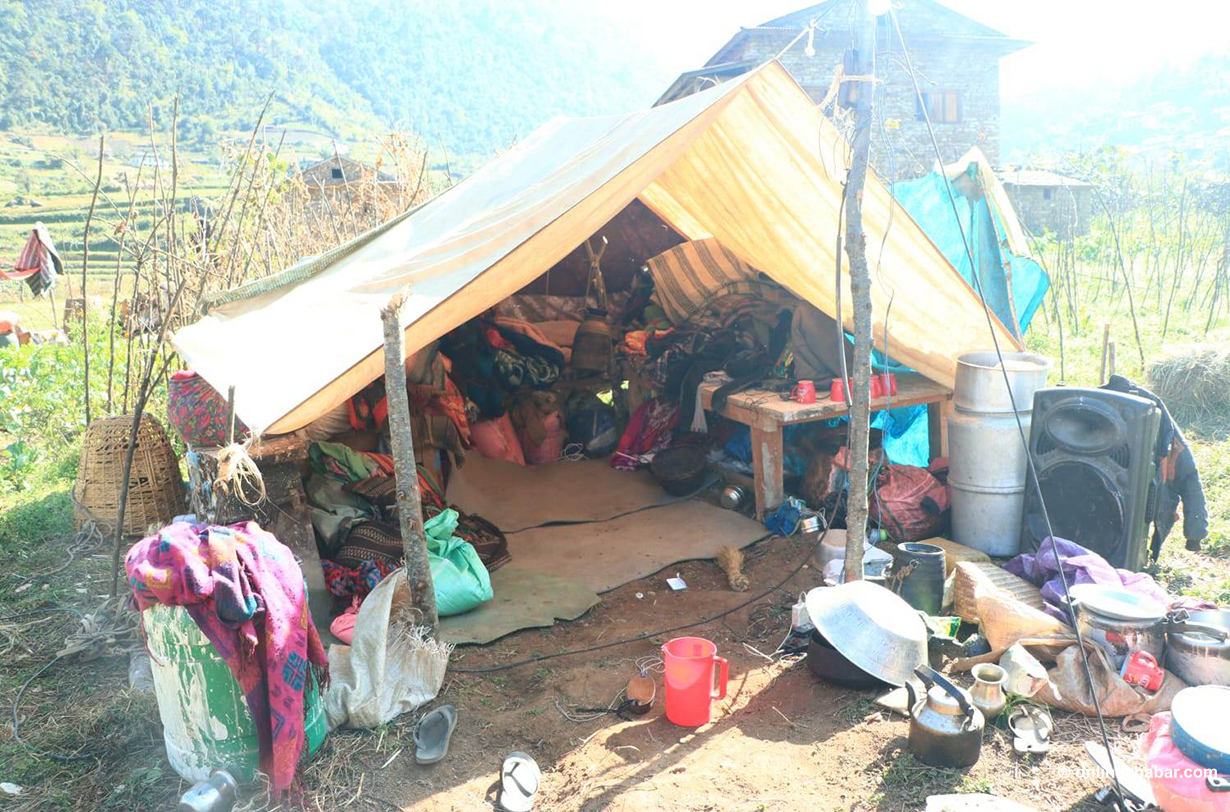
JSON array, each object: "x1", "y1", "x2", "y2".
[{"x1": 126, "y1": 521, "x2": 327, "y2": 792}]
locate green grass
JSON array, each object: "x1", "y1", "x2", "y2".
[{"x1": 0, "y1": 315, "x2": 182, "y2": 810}]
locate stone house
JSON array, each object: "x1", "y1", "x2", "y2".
[
  {"x1": 657, "y1": 0, "x2": 1029, "y2": 179},
  {"x1": 297, "y1": 156, "x2": 392, "y2": 191},
  {"x1": 295, "y1": 155, "x2": 403, "y2": 211},
  {"x1": 1001, "y1": 169, "x2": 1093, "y2": 238}
]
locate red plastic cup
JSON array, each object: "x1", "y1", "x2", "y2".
[
  {"x1": 1120, "y1": 650, "x2": 1163, "y2": 692},
  {"x1": 662, "y1": 637, "x2": 729, "y2": 726},
  {"x1": 830, "y1": 379, "x2": 845, "y2": 401},
  {"x1": 793, "y1": 380, "x2": 816, "y2": 404}
]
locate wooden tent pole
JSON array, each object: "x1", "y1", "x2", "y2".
[
  {"x1": 842, "y1": 0, "x2": 877, "y2": 584},
  {"x1": 381, "y1": 292, "x2": 439, "y2": 635}
]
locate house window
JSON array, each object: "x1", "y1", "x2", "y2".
[
  {"x1": 1043, "y1": 188, "x2": 1054, "y2": 200},
  {"x1": 331, "y1": 167, "x2": 344, "y2": 180},
  {"x1": 801, "y1": 85, "x2": 827, "y2": 104},
  {"x1": 916, "y1": 91, "x2": 961, "y2": 123}
]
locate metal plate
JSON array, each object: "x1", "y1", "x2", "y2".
[
  {"x1": 1170, "y1": 686, "x2": 1230, "y2": 774},
  {"x1": 1084, "y1": 741, "x2": 1156, "y2": 807},
  {"x1": 1067, "y1": 583, "x2": 1166, "y2": 622},
  {"x1": 805, "y1": 581, "x2": 927, "y2": 687}
]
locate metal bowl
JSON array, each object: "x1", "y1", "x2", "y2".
[{"x1": 805, "y1": 580, "x2": 927, "y2": 687}]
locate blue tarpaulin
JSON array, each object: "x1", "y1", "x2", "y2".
[{"x1": 891, "y1": 161, "x2": 1050, "y2": 335}]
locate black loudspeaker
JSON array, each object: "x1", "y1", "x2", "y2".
[{"x1": 1020, "y1": 387, "x2": 1161, "y2": 571}]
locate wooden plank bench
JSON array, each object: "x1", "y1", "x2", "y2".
[{"x1": 699, "y1": 373, "x2": 953, "y2": 519}]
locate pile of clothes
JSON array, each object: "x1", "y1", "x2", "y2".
[
  {"x1": 306, "y1": 441, "x2": 504, "y2": 629},
  {"x1": 440, "y1": 314, "x2": 624, "y2": 465},
  {"x1": 443, "y1": 320, "x2": 567, "y2": 421}
]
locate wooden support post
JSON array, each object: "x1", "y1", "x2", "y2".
[
  {"x1": 842, "y1": 1, "x2": 876, "y2": 584},
  {"x1": 81, "y1": 134, "x2": 104, "y2": 427},
  {"x1": 749, "y1": 424, "x2": 785, "y2": 521},
  {"x1": 381, "y1": 293, "x2": 439, "y2": 635},
  {"x1": 1107, "y1": 322, "x2": 1116, "y2": 383},
  {"x1": 226, "y1": 385, "x2": 237, "y2": 446},
  {"x1": 927, "y1": 399, "x2": 953, "y2": 460}
]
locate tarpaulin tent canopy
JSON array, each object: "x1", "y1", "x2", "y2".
[
  {"x1": 892, "y1": 147, "x2": 1049, "y2": 339},
  {"x1": 172, "y1": 61, "x2": 1020, "y2": 436}
]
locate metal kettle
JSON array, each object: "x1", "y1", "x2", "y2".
[{"x1": 905, "y1": 666, "x2": 985, "y2": 768}]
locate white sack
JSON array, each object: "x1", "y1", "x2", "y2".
[{"x1": 323, "y1": 569, "x2": 453, "y2": 729}]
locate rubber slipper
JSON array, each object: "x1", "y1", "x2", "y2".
[
  {"x1": 413, "y1": 704, "x2": 457, "y2": 765},
  {"x1": 1008, "y1": 705, "x2": 1052, "y2": 755},
  {"x1": 499, "y1": 751, "x2": 540, "y2": 812}
]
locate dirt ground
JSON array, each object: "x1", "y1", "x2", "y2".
[
  {"x1": 298, "y1": 533, "x2": 1139, "y2": 812},
  {"x1": 0, "y1": 526, "x2": 1153, "y2": 811}
]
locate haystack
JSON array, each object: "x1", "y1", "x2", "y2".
[{"x1": 1148, "y1": 345, "x2": 1230, "y2": 434}]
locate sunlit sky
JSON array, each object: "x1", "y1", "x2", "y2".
[{"x1": 601, "y1": 0, "x2": 1230, "y2": 102}]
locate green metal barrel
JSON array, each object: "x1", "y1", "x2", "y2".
[{"x1": 143, "y1": 604, "x2": 328, "y2": 783}]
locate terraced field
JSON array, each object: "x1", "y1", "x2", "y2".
[{"x1": 0, "y1": 127, "x2": 347, "y2": 329}]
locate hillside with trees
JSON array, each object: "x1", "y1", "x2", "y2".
[
  {"x1": 1004, "y1": 49, "x2": 1230, "y2": 168},
  {"x1": 0, "y1": 0, "x2": 669, "y2": 161}
]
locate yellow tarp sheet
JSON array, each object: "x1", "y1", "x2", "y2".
[{"x1": 172, "y1": 61, "x2": 1019, "y2": 435}]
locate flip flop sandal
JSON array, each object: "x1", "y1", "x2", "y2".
[
  {"x1": 499, "y1": 751, "x2": 540, "y2": 812},
  {"x1": 413, "y1": 704, "x2": 458, "y2": 765},
  {"x1": 1008, "y1": 705, "x2": 1052, "y2": 755}
]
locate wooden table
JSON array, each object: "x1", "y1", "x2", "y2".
[{"x1": 698, "y1": 373, "x2": 953, "y2": 519}]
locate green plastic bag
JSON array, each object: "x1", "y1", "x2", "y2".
[{"x1": 424, "y1": 509, "x2": 493, "y2": 616}]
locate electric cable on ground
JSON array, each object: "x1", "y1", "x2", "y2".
[{"x1": 451, "y1": 528, "x2": 824, "y2": 674}]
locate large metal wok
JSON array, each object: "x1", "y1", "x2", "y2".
[{"x1": 805, "y1": 580, "x2": 928, "y2": 687}]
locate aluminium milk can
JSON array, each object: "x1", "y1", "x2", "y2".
[{"x1": 947, "y1": 351, "x2": 1050, "y2": 557}]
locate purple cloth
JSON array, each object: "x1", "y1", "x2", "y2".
[{"x1": 1005, "y1": 537, "x2": 1170, "y2": 623}]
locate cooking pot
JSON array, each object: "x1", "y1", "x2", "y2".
[
  {"x1": 905, "y1": 665, "x2": 984, "y2": 768},
  {"x1": 806, "y1": 630, "x2": 886, "y2": 689},
  {"x1": 1067, "y1": 584, "x2": 1166, "y2": 669},
  {"x1": 1166, "y1": 609, "x2": 1230, "y2": 687},
  {"x1": 805, "y1": 581, "x2": 927, "y2": 687}
]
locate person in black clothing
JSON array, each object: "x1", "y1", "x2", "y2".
[{"x1": 1102, "y1": 375, "x2": 1208, "y2": 559}]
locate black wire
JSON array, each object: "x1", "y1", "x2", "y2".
[
  {"x1": 450, "y1": 529, "x2": 817, "y2": 674},
  {"x1": 0, "y1": 606, "x2": 85, "y2": 623},
  {"x1": 12, "y1": 655, "x2": 97, "y2": 762},
  {"x1": 887, "y1": 9, "x2": 1127, "y2": 809},
  {"x1": 4, "y1": 607, "x2": 96, "y2": 762}
]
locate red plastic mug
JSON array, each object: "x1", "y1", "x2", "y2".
[
  {"x1": 1120, "y1": 650, "x2": 1163, "y2": 692},
  {"x1": 792, "y1": 380, "x2": 816, "y2": 404},
  {"x1": 830, "y1": 374, "x2": 897, "y2": 402},
  {"x1": 662, "y1": 637, "x2": 729, "y2": 726}
]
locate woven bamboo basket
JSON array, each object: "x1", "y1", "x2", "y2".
[{"x1": 74, "y1": 415, "x2": 186, "y2": 535}]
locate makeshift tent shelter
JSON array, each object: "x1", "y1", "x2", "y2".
[{"x1": 173, "y1": 61, "x2": 1019, "y2": 436}]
